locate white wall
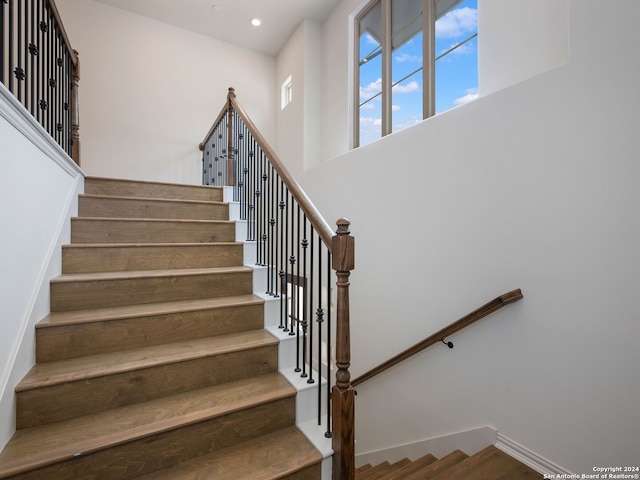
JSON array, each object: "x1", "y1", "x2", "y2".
[
  {"x1": 55, "y1": 0, "x2": 276, "y2": 184},
  {"x1": 479, "y1": 0, "x2": 569, "y2": 96},
  {"x1": 303, "y1": 0, "x2": 640, "y2": 474},
  {"x1": 0, "y1": 85, "x2": 83, "y2": 452},
  {"x1": 276, "y1": 19, "x2": 323, "y2": 178}
]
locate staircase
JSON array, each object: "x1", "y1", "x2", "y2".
[
  {"x1": 356, "y1": 446, "x2": 542, "y2": 479},
  {"x1": 0, "y1": 177, "x2": 323, "y2": 479}
]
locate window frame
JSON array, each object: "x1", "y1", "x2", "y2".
[
  {"x1": 354, "y1": 0, "x2": 435, "y2": 147},
  {"x1": 354, "y1": 0, "x2": 479, "y2": 148}
]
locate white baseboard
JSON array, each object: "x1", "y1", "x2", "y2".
[{"x1": 495, "y1": 432, "x2": 574, "y2": 476}]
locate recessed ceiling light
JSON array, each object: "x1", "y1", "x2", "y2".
[{"x1": 251, "y1": 18, "x2": 262, "y2": 27}]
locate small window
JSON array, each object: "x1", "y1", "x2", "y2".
[{"x1": 281, "y1": 75, "x2": 293, "y2": 110}]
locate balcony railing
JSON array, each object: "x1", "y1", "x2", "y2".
[{"x1": 1, "y1": 0, "x2": 80, "y2": 163}]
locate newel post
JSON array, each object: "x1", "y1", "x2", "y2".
[
  {"x1": 226, "y1": 87, "x2": 235, "y2": 187},
  {"x1": 71, "y1": 50, "x2": 80, "y2": 165},
  {"x1": 332, "y1": 219, "x2": 356, "y2": 480}
]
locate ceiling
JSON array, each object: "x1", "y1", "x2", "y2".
[{"x1": 92, "y1": 0, "x2": 341, "y2": 56}]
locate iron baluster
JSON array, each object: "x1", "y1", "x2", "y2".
[
  {"x1": 325, "y1": 249, "x2": 332, "y2": 438},
  {"x1": 301, "y1": 218, "x2": 309, "y2": 379}
]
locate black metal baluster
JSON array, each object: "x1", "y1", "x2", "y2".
[
  {"x1": 288, "y1": 195, "x2": 296, "y2": 337},
  {"x1": 37, "y1": 0, "x2": 43, "y2": 124},
  {"x1": 236, "y1": 127, "x2": 244, "y2": 202},
  {"x1": 46, "y1": 3, "x2": 52, "y2": 136},
  {"x1": 308, "y1": 226, "x2": 315, "y2": 385},
  {"x1": 218, "y1": 126, "x2": 224, "y2": 186},
  {"x1": 16, "y1": 0, "x2": 23, "y2": 101},
  {"x1": 250, "y1": 137, "x2": 257, "y2": 242},
  {"x1": 65, "y1": 48, "x2": 70, "y2": 153},
  {"x1": 8, "y1": 0, "x2": 14, "y2": 93},
  {"x1": 300, "y1": 218, "x2": 309, "y2": 379},
  {"x1": 283, "y1": 189, "x2": 290, "y2": 333},
  {"x1": 54, "y1": 26, "x2": 61, "y2": 144},
  {"x1": 255, "y1": 150, "x2": 264, "y2": 266},
  {"x1": 316, "y1": 238, "x2": 324, "y2": 424},
  {"x1": 267, "y1": 164, "x2": 275, "y2": 295},
  {"x1": 294, "y1": 204, "x2": 302, "y2": 373},
  {"x1": 275, "y1": 178, "x2": 283, "y2": 303},
  {"x1": 1, "y1": 0, "x2": 6, "y2": 86},
  {"x1": 325, "y1": 249, "x2": 332, "y2": 438},
  {"x1": 29, "y1": 0, "x2": 37, "y2": 118}
]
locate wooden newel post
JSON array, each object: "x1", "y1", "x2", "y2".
[
  {"x1": 71, "y1": 50, "x2": 80, "y2": 165},
  {"x1": 332, "y1": 218, "x2": 356, "y2": 480},
  {"x1": 226, "y1": 87, "x2": 236, "y2": 187}
]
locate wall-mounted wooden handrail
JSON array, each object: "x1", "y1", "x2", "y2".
[{"x1": 351, "y1": 289, "x2": 524, "y2": 388}]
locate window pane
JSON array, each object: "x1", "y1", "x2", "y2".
[
  {"x1": 359, "y1": 2, "x2": 383, "y2": 146},
  {"x1": 392, "y1": 0, "x2": 423, "y2": 133},
  {"x1": 434, "y1": 0, "x2": 478, "y2": 113}
]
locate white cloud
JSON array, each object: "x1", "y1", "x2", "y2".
[
  {"x1": 453, "y1": 88, "x2": 479, "y2": 106},
  {"x1": 436, "y1": 7, "x2": 477, "y2": 39},
  {"x1": 360, "y1": 78, "x2": 382, "y2": 100},
  {"x1": 392, "y1": 105, "x2": 400, "y2": 111},
  {"x1": 392, "y1": 81, "x2": 420, "y2": 94},
  {"x1": 395, "y1": 53, "x2": 422, "y2": 63},
  {"x1": 360, "y1": 102, "x2": 375, "y2": 110}
]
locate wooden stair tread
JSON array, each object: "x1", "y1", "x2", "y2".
[
  {"x1": 429, "y1": 446, "x2": 542, "y2": 480},
  {"x1": 80, "y1": 192, "x2": 227, "y2": 206},
  {"x1": 390, "y1": 453, "x2": 437, "y2": 478},
  {"x1": 37, "y1": 295, "x2": 264, "y2": 328},
  {"x1": 402, "y1": 450, "x2": 468, "y2": 480},
  {"x1": 133, "y1": 426, "x2": 322, "y2": 480},
  {"x1": 50, "y1": 265, "x2": 252, "y2": 284},
  {"x1": 62, "y1": 241, "x2": 242, "y2": 249},
  {"x1": 73, "y1": 216, "x2": 235, "y2": 225},
  {"x1": 85, "y1": 176, "x2": 223, "y2": 198},
  {"x1": 357, "y1": 461, "x2": 392, "y2": 480},
  {"x1": 0, "y1": 373, "x2": 295, "y2": 477},
  {"x1": 17, "y1": 329, "x2": 277, "y2": 391}
]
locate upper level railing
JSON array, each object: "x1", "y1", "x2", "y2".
[
  {"x1": 352, "y1": 289, "x2": 524, "y2": 388},
  {"x1": 1, "y1": 0, "x2": 80, "y2": 164},
  {"x1": 200, "y1": 88, "x2": 356, "y2": 480}
]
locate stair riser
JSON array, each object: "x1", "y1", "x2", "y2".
[
  {"x1": 10, "y1": 397, "x2": 295, "y2": 480},
  {"x1": 37, "y1": 303, "x2": 265, "y2": 362},
  {"x1": 50, "y1": 270, "x2": 253, "y2": 311},
  {"x1": 85, "y1": 178, "x2": 223, "y2": 202},
  {"x1": 17, "y1": 345, "x2": 278, "y2": 429},
  {"x1": 78, "y1": 196, "x2": 228, "y2": 221},
  {"x1": 62, "y1": 244, "x2": 244, "y2": 273},
  {"x1": 71, "y1": 218, "x2": 236, "y2": 243},
  {"x1": 282, "y1": 464, "x2": 323, "y2": 479}
]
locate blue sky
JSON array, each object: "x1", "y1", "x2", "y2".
[{"x1": 359, "y1": 0, "x2": 478, "y2": 146}]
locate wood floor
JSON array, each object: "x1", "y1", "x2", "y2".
[{"x1": 0, "y1": 177, "x2": 322, "y2": 480}]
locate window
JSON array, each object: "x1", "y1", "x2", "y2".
[
  {"x1": 281, "y1": 75, "x2": 293, "y2": 110},
  {"x1": 355, "y1": 0, "x2": 478, "y2": 147}
]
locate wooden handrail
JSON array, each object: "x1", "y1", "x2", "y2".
[
  {"x1": 351, "y1": 289, "x2": 524, "y2": 388},
  {"x1": 199, "y1": 88, "x2": 336, "y2": 247},
  {"x1": 229, "y1": 88, "x2": 335, "y2": 247},
  {"x1": 49, "y1": 0, "x2": 79, "y2": 67}
]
